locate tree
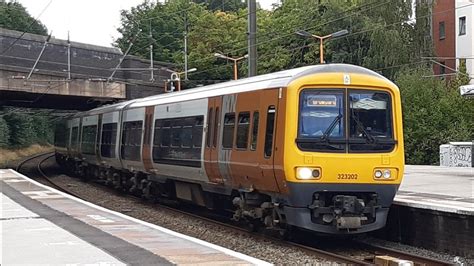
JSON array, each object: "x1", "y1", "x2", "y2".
[
  {"x1": 0, "y1": 0, "x2": 48, "y2": 35},
  {"x1": 396, "y1": 67, "x2": 474, "y2": 165},
  {"x1": 31, "y1": 115, "x2": 54, "y2": 145},
  {"x1": 192, "y1": 0, "x2": 246, "y2": 12},
  {"x1": 0, "y1": 117, "x2": 10, "y2": 148},
  {"x1": 4, "y1": 113, "x2": 35, "y2": 148},
  {"x1": 115, "y1": 0, "x2": 200, "y2": 63}
]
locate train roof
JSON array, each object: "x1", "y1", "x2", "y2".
[
  {"x1": 127, "y1": 63, "x2": 392, "y2": 109},
  {"x1": 79, "y1": 63, "x2": 392, "y2": 116}
]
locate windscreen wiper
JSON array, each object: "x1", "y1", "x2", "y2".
[
  {"x1": 320, "y1": 113, "x2": 343, "y2": 142},
  {"x1": 351, "y1": 114, "x2": 376, "y2": 143}
]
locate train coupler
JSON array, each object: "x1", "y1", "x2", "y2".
[{"x1": 309, "y1": 193, "x2": 380, "y2": 230}]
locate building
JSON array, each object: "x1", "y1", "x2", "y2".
[
  {"x1": 431, "y1": 0, "x2": 456, "y2": 78},
  {"x1": 432, "y1": 0, "x2": 474, "y2": 83},
  {"x1": 456, "y1": 0, "x2": 474, "y2": 83}
]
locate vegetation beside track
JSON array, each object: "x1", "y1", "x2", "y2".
[{"x1": 0, "y1": 144, "x2": 53, "y2": 168}]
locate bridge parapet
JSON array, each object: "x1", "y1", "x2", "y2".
[{"x1": 0, "y1": 28, "x2": 173, "y2": 110}]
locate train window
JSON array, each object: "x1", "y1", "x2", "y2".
[
  {"x1": 152, "y1": 115, "x2": 204, "y2": 168},
  {"x1": 236, "y1": 112, "x2": 250, "y2": 149},
  {"x1": 54, "y1": 121, "x2": 67, "y2": 148},
  {"x1": 250, "y1": 111, "x2": 259, "y2": 151},
  {"x1": 213, "y1": 107, "x2": 220, "y2": 148},
  {"x1": 181, "y1": 118, "x2": 193, "y2": 148},
  {"x1": 264, "y1": 106, "x2": 276, "y2": 158},
  {"x1": 71, "y1": 126, "x2": 79, "y2": 150},
  {"x1": 121, "y1": 121, "x2": 143, "y2": 161},
  {"x1": 161, "y1": 120, "x2": 171, "y2": 147},
  {"x1": 171, "y1": 121, "x2": 182, "y2": 147},
  {"x1": 206, "y1": 108, "x2": 214, "y2": 148},
  {"x1": 222, "y1": 113, "x2": 235, "y2": 149},
  {"x1": 100, "y1": 123, "x2": 117, "y2": 158},
  {"x1": 348, "y1": 90, "x2": 394, "y2": 152},
  {"x1": 81, "y1": 125, "x2": 97, "y2": 155},
  {"x1": 193, "y1": 116, "x2": 204, "y2": 148}
]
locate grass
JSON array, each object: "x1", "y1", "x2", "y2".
[{"x1": 0, "y1": 144, "x2": 53, "y2": 168}]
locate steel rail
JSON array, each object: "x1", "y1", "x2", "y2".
[
  {"x1": 356, "y1": 242, "x2": 452, "y2": 266},
  {"x1": 15, "y1": 151, "x2": 54, "y2": 172},
  {"x1": 22, "y1": 153, "x2": 452, "y2": 265},
  {"x1": 16, "y1": 152, "x2": 83, "y2": 199}
]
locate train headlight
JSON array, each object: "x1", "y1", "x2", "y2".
[
  {"x1": 296, "y1": 167, "x2": 322, "y2": 180},
  {"x1": 297, "y1": 168, "x2": 313, "y2": 180},
  {"x1": 373, "y1": 168, "x2": 397, "y2": 180},
  {"x1": 374, "y1": 170, "x2": 383, "y2": 178}
]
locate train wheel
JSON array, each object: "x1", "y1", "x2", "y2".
[{"x1": 277, "y1": 224, "x2": 293, "y2": 240}]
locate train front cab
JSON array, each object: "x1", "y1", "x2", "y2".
[{"x1": 282, "y1": 70, "x2": 404, "y2": 234}]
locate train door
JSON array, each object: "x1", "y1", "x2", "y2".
[
  {"x1": 226, "y1": 89, "x2": 280, "y2": 192},
  {"x1": 95, "y1": 114, "x2": 103, "y2": 162},
  {"x1": 217, "y1": 94, "x2": 238, "y2": 185},
  {"x1": 258, "y1": 89, "x2": 281, "y2": 192},
  {"x1": 204, "y1": 97, "x2": 224, "y2": 184},
  {"x1": 142, "y1": 106, "x2": 154, "y2": 172}
]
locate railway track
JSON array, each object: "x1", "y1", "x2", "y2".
[
  {"x1": 16, "y1": 153, "x2": 452, "y2": 266},
  {"x1": 15, "y1": 152, "x2": 83, "y2": 199}
]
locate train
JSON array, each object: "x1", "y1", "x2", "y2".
[{"x1": 54, "y1": 63, "x2": 404, "y2": 235}]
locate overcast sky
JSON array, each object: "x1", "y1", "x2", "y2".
[{"x1": 17, "y1": 0, "x2": 280, "y2": 47}]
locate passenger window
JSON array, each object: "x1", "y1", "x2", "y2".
[
  {"x1": 213, "y1": 107, "x2": 220, "y2": 148},
  {"x1": 171, "y1": 122, "x2": 182, "y2": 147},
  {"x1": 250, "y1": 111, "x2": 259, "y2": 151},
  {"x1": 81, "y1": 125, "x2": 97, "y2": 155},
  {"x1": 193, "y1": 116, "x2": 204, "y2": 148},
  {"x1": 264, "y1": 106, "x2": 276, "y2": 158},
  {"x1": 222, "y1": 112, "x2": 235, "y2": 149},
  {"x1": 101, "y1": 123, "x2": 117, "y2": 158},
  {"x1": 152, "y1": 115, "x2": 204, "y2": 168},
  {"x1": 71, "y1": 126, "x2": 79, "y2": 150},
  {"x1": 121, "y1": 121, "x2": 143, "y2": 161},
  {"x1": 161, "y1": 120, "x2": 171, "y2": 147},
  {"x1": 206, "y1": 108, "x2": 213, "y2": 148},
  {"x1": 236, "y1": 112, "x2": 250, "y2": 149},
  {"x1": 181, "y1": 117, "x2": 194, "y2": 148}
]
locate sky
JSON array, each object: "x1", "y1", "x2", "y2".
[{"x1": 17, "y1": 0, "x2": 281, "y2": 47}]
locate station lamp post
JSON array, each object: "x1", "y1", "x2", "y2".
[
  {"x1": 169, "y1": 68, "x2": 197, "y2": 92},
  {"x1": 295, "y1": 29, "x2": 349, "y2": 64},
  {"x1": 214, "y1": 53, "x2": 249, "y2": 80}
]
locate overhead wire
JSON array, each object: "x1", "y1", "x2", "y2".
[
  {"x1": 182, "y1": 0, "x2": 392, "y2": 72},
  {"x1": 186, "y1": 2, "x2": 470, "y2": 79}
]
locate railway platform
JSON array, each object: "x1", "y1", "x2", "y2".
[
  {"x1": 395, "y1": 165, "x2": 473, "y2": 215},
  {"x1": 382, "y1": 165, "x2": 473, "y2": 258},
  {"x1": 0, "y1": 169, "x2": 269, "y2": 265}
]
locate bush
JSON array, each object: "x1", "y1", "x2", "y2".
[
  {"x1": 4, "y1": 113, "x2": 35, "y2": 148},
  {"x1": 396, "y1": 67, "x2": 474, "y2": 165},
  {"x1": 0, "y1": 117, "x2": 10, "y2": 148}
]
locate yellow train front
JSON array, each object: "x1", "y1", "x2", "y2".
[{"x1": 280, "y1": 65, "x2": 404, "y2": 234}]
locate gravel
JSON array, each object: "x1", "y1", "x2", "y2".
[
  {"x1": 36, "y1": 158, "x2": 337, "y2": 265},
  {"x1": 355, "y1": 236, "x2": 474, "y2": 265},
  {"x1": 29, "y1": 157, "x2": 473, "y2": 265}
]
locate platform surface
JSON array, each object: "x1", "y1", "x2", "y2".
[
  {"x1": 395, "y1": 165, "x2": 474, "y2": 215},
  {"x1": 0, "y1": 169, "x2": 269, "y2": 265}
]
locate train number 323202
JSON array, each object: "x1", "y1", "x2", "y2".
[{"x1": 337, "y1": 173, "x2": 358, "y2": 179}]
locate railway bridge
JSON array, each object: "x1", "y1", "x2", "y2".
[{"x1": 0, "y1": 28, "x2": 174, "y2": 110}]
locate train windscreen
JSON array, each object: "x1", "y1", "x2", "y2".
[{"x1": 297, "y1": 89, "x2": 395, "y2": 152}]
